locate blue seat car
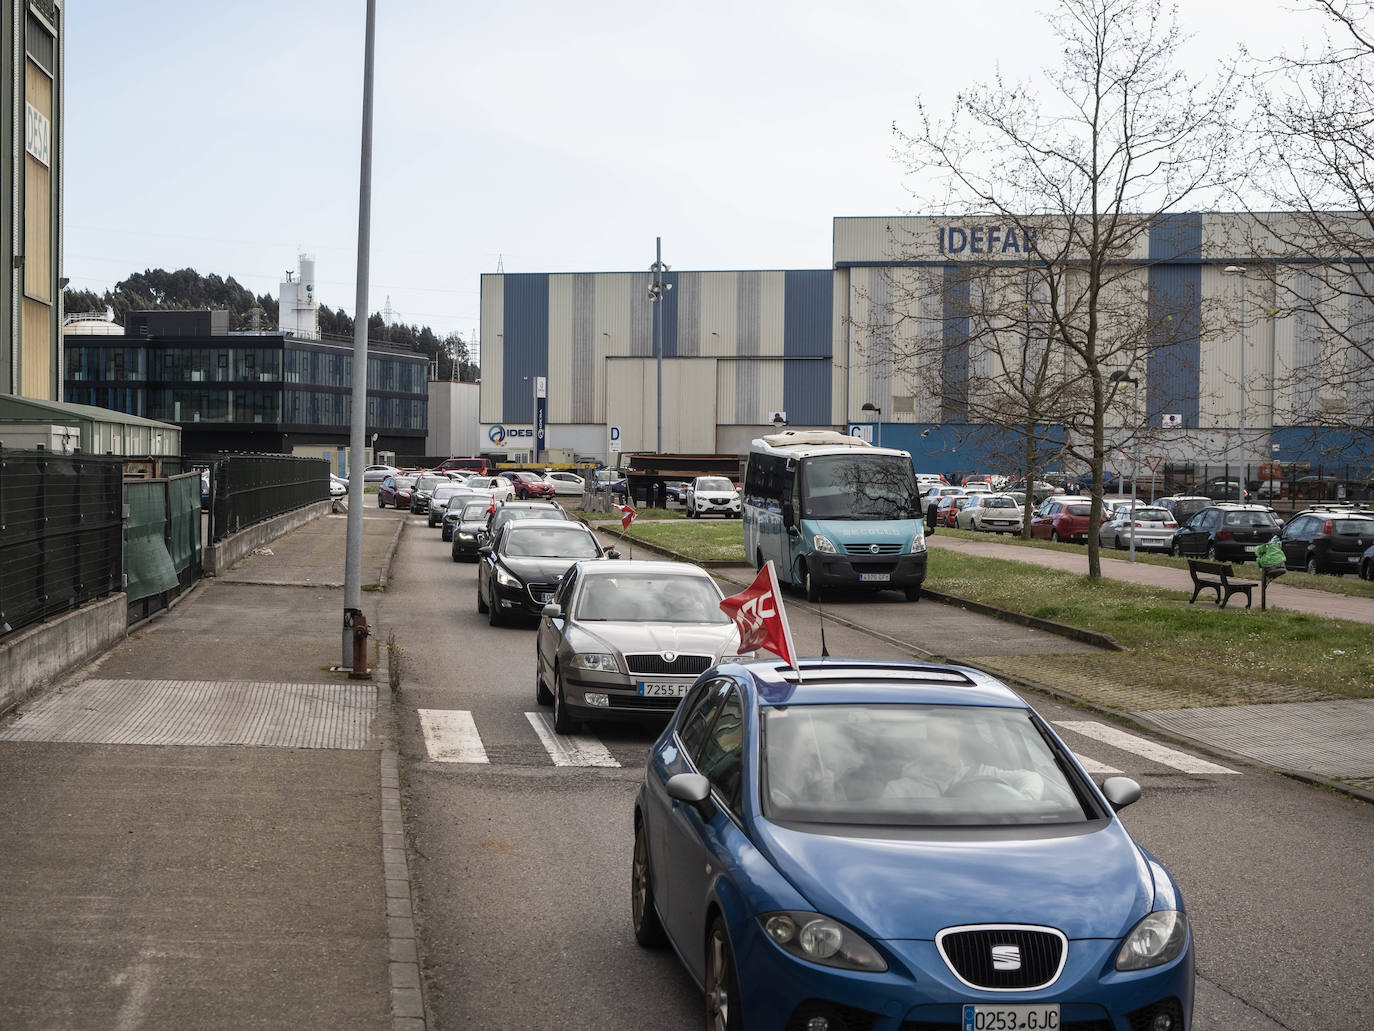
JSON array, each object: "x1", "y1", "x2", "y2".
[{"x1": 632, "y1": 659, "x2": 1192, "y2": 1031}]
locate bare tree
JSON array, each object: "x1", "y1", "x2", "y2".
[
  {"x1": 878, "y1": 0, "x2": 1233, "y2": 577},
  {"x1": 1235, "y1": 1, "x2": 1374, "y2": 464}
]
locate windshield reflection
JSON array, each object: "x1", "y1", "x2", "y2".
[{"x1": 802, "y1": 455, "x2": 919, "y2": 521}]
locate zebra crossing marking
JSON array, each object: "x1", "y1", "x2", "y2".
[
  {"x1": 1055, "y1": 721, "x2": 1239, "y2": 775},
  {"x1": 1070, "y1": 753, "x2": 1122, "y2": 775},
  {"x1": 524, "y1": 712, "x2": 621, "y2": 768},
  {"x1": 418, "y1": 709, "x2": 489, "y2": 764}
]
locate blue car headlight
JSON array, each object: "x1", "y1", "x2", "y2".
[
  {"x1": 759, "y1": 911, "x2": 887, "y2": 972},
  {"x1": 1115, "y1": 910, "x2": 1188, "y2": 971}
]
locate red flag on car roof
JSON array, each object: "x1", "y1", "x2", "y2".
[
  {"x1": 615, "y1": 503, "x2": 637, "y2": 531},
  {"x1": 719, "y1": 561, "x2": 800, "y2": 672},
  {"x1": 486, "y1": 497, "x2": 497, "y2": 516}
]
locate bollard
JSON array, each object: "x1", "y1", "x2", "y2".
[{"x1": 345, "y1": 607, "x2": 372, "y2": 679}]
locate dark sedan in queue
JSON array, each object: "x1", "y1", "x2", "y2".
[
  {"x1": 449, "y1": 498, "x2": 497, "y2": 558},
  {"x1": 476, "y1": 520, "x2": 617, "y2": 626}
]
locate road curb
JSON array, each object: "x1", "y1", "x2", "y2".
[{"x1": 379, "y1": 516, "x2": 407, "y2": 591}]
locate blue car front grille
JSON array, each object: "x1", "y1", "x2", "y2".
[{"x1": 937, "y1": 926, "x2": 1064, "y2": 990}]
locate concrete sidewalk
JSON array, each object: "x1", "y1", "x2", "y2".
[
  {"x1": 927, "y1": 533, "x2": 1374, "y2": 622},
  {"x1": 0, "y1": 505, "x2": 418, "y2": 1031}
]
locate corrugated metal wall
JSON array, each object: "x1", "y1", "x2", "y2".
[{"x1": 479, "y1": 276, "x2": 504, "y2": 423}]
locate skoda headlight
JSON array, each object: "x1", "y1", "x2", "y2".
[
  {"x1": 813, "y1": 534, "x2": 837, "y2": 554},
  {"x1": 569, "y1": 652, "x2": 618, "y2": 673},
  {"x1": 1115, "y1": 910, "x2": 1188, "y2": 971},
  {"x1": 494, "y1": 565, "x2": 521, "y2": 587},
  {"x1": 758, "y1": 911, "x2": 887, "y2": 972}
]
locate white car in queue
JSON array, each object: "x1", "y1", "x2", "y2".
[
  {"x1": 534, "y1": 560, "x2": 753, "y2": 733},
  {"x1": 684, "y1": 475, "x2": 741, "y2": 518},
  {"x1": 1097, "y1": 503, "x2": 1179, "y2": 552},
  {"x1": 544, "y1": 470, "x2": 586, "y2": 496},
  {"x1": 462, "y1": 475, "x2": 517, "y2": 502}
]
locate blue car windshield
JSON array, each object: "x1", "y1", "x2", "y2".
[
  {"x1": 801, "y1": 455, "x2": 920, "y2": 521},
  {"x1": 761, "y1": 705, "x2": 1090, "y2": 827}
]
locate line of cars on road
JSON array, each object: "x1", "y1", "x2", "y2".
[{"x1": 417, "y1": 473, "x2": 1196, "y2": 1030}]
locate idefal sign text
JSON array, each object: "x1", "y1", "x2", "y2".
[{"x1": 937, "y1": 225, "x2": 1037, "y2": 255}]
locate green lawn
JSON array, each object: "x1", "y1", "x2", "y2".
[{"x1": 934, "y1": 525, "x2": 1374, "y2": 599}]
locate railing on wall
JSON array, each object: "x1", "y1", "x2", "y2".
[
  {"x1": 124, "y1": 472, "x2": 203, "y2": 625},
  {"x1": 204, "y1": 453, "x2": 329, "y2": 543},
  {"x1": 0, "y1": 448, "x2": 123, "y2": 638}
]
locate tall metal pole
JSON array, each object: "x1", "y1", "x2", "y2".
[
  {"x1": 1128, "y1": 380, "x2": 1140, "y2": 563},
  {"x1": 342, "y1": 0, "x2": 376, "y2": 668},
  {"x1": 1239, "y1": 271, "x2": 1247, "y2": 499},
  {"x1": 655, "y1": 237, "x2": 663, "y2": 454}
]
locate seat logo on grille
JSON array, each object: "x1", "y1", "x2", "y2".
[{"x1": 991, "y1": 945, "x2": 1021, "y2": 970}]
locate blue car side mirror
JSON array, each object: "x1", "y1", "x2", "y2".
[
  {"x1": 1101, "y1": 776, "x2": 1142, "y2": 812},
  {"x1": 667, "y1": 772, "x2": 715, "y2": 820}
]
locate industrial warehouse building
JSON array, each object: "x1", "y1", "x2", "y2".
[{"x1": 477, "y1": 213, "x2": 1373, "y2": 475}]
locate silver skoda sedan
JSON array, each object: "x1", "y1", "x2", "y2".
[{"x1": 535, "y1": 560, "x2": 753, "y2": 733}]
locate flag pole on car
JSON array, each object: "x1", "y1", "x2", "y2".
[{"x1": 719, "y1": 561, "x2": 803, "y2": 682}]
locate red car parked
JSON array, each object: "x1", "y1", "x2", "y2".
[
  {"x1": 377, "y1": 474, "x2": 417, "y2": 509},
  {"x1": 937, "y1": 494, "x2": 973, "y2": 527},
  {"x1": 1030, "y1": 496, "x2": 1094, "y2": 542},
  {"x1": 499, "y1": 471, "x2": 557, "y2": 500}
]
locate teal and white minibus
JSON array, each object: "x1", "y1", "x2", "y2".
[{"x1": 742, "y1": 430, "x2": 927, "y2": 601}]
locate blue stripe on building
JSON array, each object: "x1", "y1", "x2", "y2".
[
  {"x1": 1148, "y1": 213, "x2": 1202, "y2": 262},
  {"x1": 942, "y1": 265, "x2": 970, "y2": 422},
  {"x1": 661, "y1": 271, "x2": 680, "y2": 358},
  {"x1": 1146, "y1": 264, "x2": 1201, "y2": 428},
  {"x1": 503, "y1": 274, "x2": 549, "y2": 423},
  {"x1": 783, "y1": 270, "x2": 833, "y2": 424}
]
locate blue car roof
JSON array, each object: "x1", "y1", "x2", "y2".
[{"x1": 739, "y1": 658, "x2": 1028, "y2": 709}]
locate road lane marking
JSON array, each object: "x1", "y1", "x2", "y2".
[
  {"x1": 525, "y1": 712, "x2": 621, "y2": 768},
  {"x1": 1055, "y1": 721, "x2": 1239, "y2": 774},
  {"x1": 1071, "y1": 753, "x2": 1122, "y2": 774},
  {"x1": 418, "y1": 709, "x2": 489, "y2": 763}
]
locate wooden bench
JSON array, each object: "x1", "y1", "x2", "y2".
[{"x1": 1187, "y1": 559, "x2": 1258, "y2": 609}]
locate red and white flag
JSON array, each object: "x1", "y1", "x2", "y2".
[
  {"x1": 718, "y1": 561, "x2": 800, "y2": 671},
  {"x1": 486, "y1": 497, "x2": 497, "y2": 516},
  {"x1": 615, "y1": 503, "x2": 637, "y2": 531}
]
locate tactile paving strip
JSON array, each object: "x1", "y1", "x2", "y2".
[
  {"x1": 1141, "y1": 699, "x2": 1374, "y2": 778},
  {"x1": 0, "y1": 679, "x2": 377, "y2": 749}
]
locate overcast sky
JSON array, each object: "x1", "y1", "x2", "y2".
[{"x1": 64, "y1": 0, "x2": 1322, "y2": 340}]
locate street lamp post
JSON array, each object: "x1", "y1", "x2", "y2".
[
  {"x1": 861, "y1": 402, "x2": 882, "y2": 447},
  {"x1": 1110, "y1": 372, "x2": 1141, "y2": 562},
  {"x1": 1224, "y1": 265, "x2": 1248, "y2": 500},
  {"x1": 648, "y1": 239, "x2": 672, "y2": 455}
]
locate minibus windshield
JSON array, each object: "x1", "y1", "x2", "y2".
[{"x1": 801, "y1": 454, "x2": 920, "y2": 521}]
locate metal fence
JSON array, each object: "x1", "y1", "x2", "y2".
[
  {"x1": 204, "y1": 453, "x2": 329, "y2": 542},
  {"x1": 0, "y1": 448, "x2": 123, "y2": 637},
  {"x1": 125, "y1": 472, "x2": 202, "y2": 624}
]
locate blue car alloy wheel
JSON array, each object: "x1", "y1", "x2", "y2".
[{"x1": 633, "y1": 659, "x2": 1194, "y2": 1031}]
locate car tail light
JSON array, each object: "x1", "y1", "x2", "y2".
[
  {"x1": 1217, "y1": 529, "x2": 1233, "y2": 540},
  {"x1": 1323, "y1": 520, "x2": 1334, "y2": 534},
  {"x1": 1165, "y1": 521, "x2": 1176, "y2": 528}
]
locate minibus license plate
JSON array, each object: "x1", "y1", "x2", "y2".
[
  {"x1": 961, "y1": 1003, "x2": 1059, "y2": 1030},
  {"x1": 859, "y1": 572, "x2": 891, "y2": 582},
  {"x1": 638, "y1": 682, "x2": 688, "y2": 698}
]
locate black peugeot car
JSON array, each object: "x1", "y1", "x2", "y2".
[
  {"x1": 1277, "y1": 506, "x2": 1374, "y2": 575},
  {"x1": 1171, "y1": 504, "x2": 1283, "y2": 563},
  {"x1": 476, "y1": 520, "x2": 617, "y2": 625}
]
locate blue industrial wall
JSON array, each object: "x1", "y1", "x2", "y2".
[
  {"x1": 1146, "y1": 214, "x2": 1202, "y2": 428},
  {"x1": 503, "y1": 274, "x2": 549, "y2": 423},
  {"x1": 783, "y1": 270, "x2": 833, "y2": 424}
]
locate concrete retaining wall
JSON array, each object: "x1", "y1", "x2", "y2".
[
  {"x1": 203, "y1": 501, "x2": 333, "y2": 577},
  {"x1": 0, "y1": 593, "x2": 128, "y2": 717}
]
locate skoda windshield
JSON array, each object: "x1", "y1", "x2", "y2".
[{"x1": 801, "y1": 454, "x2": 920, "y2": 521}]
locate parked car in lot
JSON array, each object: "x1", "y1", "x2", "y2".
[
  {"x1": 684, "y1": 476, "x2": 741, "y2": 518},
  {"x1": 1361, "y1": 541, "x2": 1374, "y2": 580},
  {"x1": 956, "y1": 493, "x2": 1023, "y2": 533},
  {"x1": 377, "y1": 474, "x2": 416, "y2": 508},
  {"x1": 544, "y1": 471, "x2": 586, "y2": 496},
  {"x1": 631, "y1": 658, "x2": 1188, "y2": 1031},
  {"x1": 535, "y1": 560, "x2": 752, "y2": 733},
  {"x1": 328, "y1": 475, "x2": 348, "y2": 498},
  {"x1": 1097, "y1": 504, "x2": 1178, "y2": 552},
  {"x1": 449, "y1": 498, "x2": 498, "y2": 558},
  {"x1": 1188, "y1": 478, "x2": 1250, "y2": 502},
  {"x1": 664, "y1": 481, "x2": 688, "y2": 503},
  {"x1": 476, "y1": 520, "x2": 616, "y2": 626},
  {"x1": 362, "y1": 464, "x2": 400, "y2": 483},
  {"x1": 1276, "y1": 506, "x2": 1374, "y2": 575},
  {"x1": 1156, "y1": 495, "x2": 1211, "y2": 527},
  {"x1": 1030, "y1": 496, "x2": 1093, "y2": 542},
  {"x1": 500, "y1": 470, "x2": 558, "y2": 500},
  {"x1": 409, "y1": 474, "x2": 450, "y2": 514},
  {"x1": 463, "y1": 475, "x2": 517, "y2": 502},
  {"x1": 936, "y1": 493, "x2": 974, "y2": 528},
  {"x1": 1170, "y1": 504, "x2": 1282, "y2": 562}
]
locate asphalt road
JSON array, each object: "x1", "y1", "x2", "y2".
[{"x1": 378, "y1": 508, "x2": 1374, "y2": 1031}]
